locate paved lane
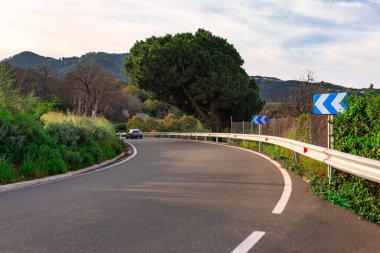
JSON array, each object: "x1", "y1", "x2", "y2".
[{"x1": 0, "y1": 138, "x2": 379, "y2": 252}]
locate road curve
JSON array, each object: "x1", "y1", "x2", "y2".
[{"x1": 0, "y1": 138, "x2": 379, "y2": 253}]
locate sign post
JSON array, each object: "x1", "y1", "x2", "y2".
[
  {"x1": 313, "y1": 92, "x2": 348, "y2": 183},
  {"x1": 251, "y1": 115, "x2": 268, "y2": 152},
  {"x1": 327, "y1": 114, "x2": 334, "y2": 180}
]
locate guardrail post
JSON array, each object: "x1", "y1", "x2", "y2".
[
  {"x1": 204, "y1": 136, "x2": 207, "y2": 141},
  {"x1": 196, "y1": 135, "x2": 198, "y2": 141},
  {"x1": 118, "y1": 132, "x2": 121, "y2": 140},
  {"x1": 294, "y1": 152, "x2": 300, "y2": 165}
]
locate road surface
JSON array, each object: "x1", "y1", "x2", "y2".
[{"x1": 0, "y1": 138, "x2": 379, "y2": 252}]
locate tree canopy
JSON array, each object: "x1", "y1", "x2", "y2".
[{"x1": 125, "y1": 29, "x2": 264, "y2": 131}]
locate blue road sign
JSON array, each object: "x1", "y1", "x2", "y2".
[
  {"x1": 252, "y1": 115, "x2": 268, "y2": 124},
  {"x1": 313, "y1": 92, "x2": 349, "y2": 115}
]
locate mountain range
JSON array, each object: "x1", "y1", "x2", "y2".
[
  {"x1": 5, "y1": 51, "x2": 129, "y2": 80},
  {"x1": 4, "y1": 51, "x2": 377, "y2": 102}
]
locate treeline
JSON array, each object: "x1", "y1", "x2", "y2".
[
  {"x1": 0, "y1": 63, "x2": 124, "y2": 184},
  {"x1": 9, "y1": 62, "x2": 141, "y2": 122},
  {"x1": 6, "y1": 60, "x2": 191, "y2": 127},
  {"x1": 126, "y1": 113, "x2": 206, "y2": 133}
]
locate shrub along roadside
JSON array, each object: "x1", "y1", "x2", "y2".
[
  {"x1": 43, "y1": 112, "x2": 125, "y2": 169},
  {"x1": 0, "y1": 108, "x2": 124, "y2": 184},
  {"x1": 126, "y1": 113, "x2": 207, "y2": 133}
]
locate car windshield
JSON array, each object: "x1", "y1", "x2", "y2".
[{"x1": 132, "y1": 130, "x2": 141, "y2": 133}]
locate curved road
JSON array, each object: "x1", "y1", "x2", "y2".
[{"x1": 0, "y1": 138, "x2": 379, "y2": 252}]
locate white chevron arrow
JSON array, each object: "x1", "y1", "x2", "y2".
[
  {"x1": 331, "y1": 92, "x2": 347, "y2": 113},
  {"x1": 315, "y1": 94, "x2": 330, "y2": 114}
]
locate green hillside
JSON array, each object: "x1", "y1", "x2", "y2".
[{"x1": 6, "y1": 51, "x2": 129, "y2": 80}]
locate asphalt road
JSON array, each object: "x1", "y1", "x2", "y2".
[{"x1": 0, "y1": 138, "x2": 379, "y2": 253}]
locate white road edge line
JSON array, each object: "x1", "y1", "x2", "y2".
[
  {"x1": 230, "y1": 231, "x2": 266, "y2": 253},
  {"x1": 88, "y1": 142, "x2": 138, "y2": 173},
  {"x1": 177, "y1": 140, "x2": 292, "y2": 215},
  {"x1": 271, "y1": 164, "x2": 292, "y2": 214},
  {"x1": 0, "y1": 143, "x2": 138, "y2": 193},
  {"x1": 213, "y1": 144, "x2": 292, "y2": 214}
]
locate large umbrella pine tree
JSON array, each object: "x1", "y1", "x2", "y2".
[{"x1": 125, "y1": 29, "x2": 264, "y2": 132}]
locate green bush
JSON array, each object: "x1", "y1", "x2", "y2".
[
  {"x1": 37, "y1": 145, "x2": 67, "y2": 175},
  {"x1": 126, "y1": 113, "x2": 205, "y2": 133},
  {"x1": 0, "y1": 107, "x2": 124, "y2": 183},
  {"x1": 179, "y1": 115, "x2": 199, "y2": 132},
  {"x1": 127, "y1": 115, "x2": 161, "y2": 132},
  {"x1": 20, "y1": 154, "x2": 48, "y2": 178},
  {"x1": 285, "y1": 113, "x2": 311, "y2": 143},
  {"x1": 64, "y1": 150, "x2": 83, "y2": 169},
  {"x1": 333, "y1": 93, "x2": 380, "y2": 159},
  {"x1": 20, "y1": 145, "x2": 67, "y2": 178},
  {"x1": 79, "y1": 147, "x2": 96, "y2": 167},
  {"x1": 0, "y1": 156, "x2": 18, "y2": 184},
  {"x1": 0, "y1": 107, "x2": 56, "y2": 164},
  {"x1": 87, "y1": 145, "x2": 103, "y2": 163},
  {"x1": 114, "y1": 122, "x2": 127, "y2": 132},
  {"x1": 46, "y1": 121, "x2": 80, "y2": 147}
]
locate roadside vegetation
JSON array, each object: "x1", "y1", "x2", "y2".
[
  {"x1": 126, "y1": 113, "x2": 207, "y2": 133},
  {"x1": 0, "y1": 63, "x2": 124, "y2": 185},
  {"x1": 231, "y1": 93, "x2": 380, "y2": 223}
]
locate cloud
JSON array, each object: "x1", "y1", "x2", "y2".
[{"x1": 0, "y1": 0, "x2": 379, "y2": 88}]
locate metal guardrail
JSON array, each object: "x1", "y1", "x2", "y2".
[{"x1": 127, "y1": 132, "x2": 380, "y2": 184}]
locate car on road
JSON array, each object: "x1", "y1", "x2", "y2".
[{"x1": 126, "y1": 129, "x2": 144, "y2": 139}]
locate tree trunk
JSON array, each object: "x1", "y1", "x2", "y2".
[
  {"x1": 210, "y1": 103, "x2": 223, "y2": 132},
  {"x1": 180, "y1": 85, "x2": 212, "y2": 127}
]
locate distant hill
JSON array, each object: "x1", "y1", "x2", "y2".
[
  {"x1": 4, "y1": 51, "x2": 378, "y2": 102},
  {"x1": 5, "y1": 51, "x2": 129, "y2": 80},
  {"x1": 252, "y1": 76, "x2": 378, "y2": 102}
]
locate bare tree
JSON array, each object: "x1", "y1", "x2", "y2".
[
  {"x1": 14, "y1": 64, "x2": 59, "y2": 97},
  {"x1": 63, "y1": 63, "x2": 142, "y2": 120},
  {"x1": 105, "y1": 93, "x2": 142, "y2": 122},
  {"x1": 64, "y1": 64, "x2": 115, "y2": 116},
  {"x1": 285, "y1": 69, "x2": 322, "y2": 116},
  {"x1": 302, "y1": 69, "x2": 316, "y2": 83}
]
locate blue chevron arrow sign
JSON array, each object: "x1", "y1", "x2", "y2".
[
  {"x1": 252, "y1": 115, "x2": 268, "y2": 124},
  {"x1": 313, "y1": 92, "x2": 349, "y2": 115}
]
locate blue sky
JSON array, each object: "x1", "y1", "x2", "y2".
[{"x1": 1, "y1": 0, "x2": 379, "y2": 88}]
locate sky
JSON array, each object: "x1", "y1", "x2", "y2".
[{"x1": 1, "y1": 0, "x2": 380, "y2": 89}]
